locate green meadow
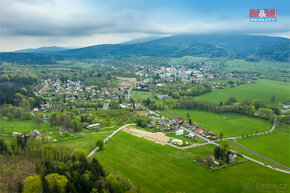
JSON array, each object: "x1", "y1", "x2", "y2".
[
  {"x1": 197, "y1": 79, "x2": 290, "y2": 105},
  {"x1": 162, "y1": 109, "x2": 271, "y2": 137},
  {"x1": 223, "y1": 59, "x2": 290, "y2": 76},
  {"x1": 96, "y1": 131, "x2": 290, "y2": 193},
  {"x1": 169, "y1": 56, "x2": 208, "y2": 64},
  {"x1": 55, "y1": 132, "x2": 111, "y2": 153},
  {"x1": 131, "y1": 91, "x2": 153, "y2": 101},
  {"x1": 0, "y1": 119, "x2": 55, "y2": 135},
  {"x1": 236, "y1": 124, "x2": 290, "y2": 168}
]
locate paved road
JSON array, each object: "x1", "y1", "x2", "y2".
[{"x1": 87, "y1": 123, "x2": 136, "y2": 158}]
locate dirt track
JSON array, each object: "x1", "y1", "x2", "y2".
[{"x1": 124, "y1": 128, "x2": 170, "y2": 145}]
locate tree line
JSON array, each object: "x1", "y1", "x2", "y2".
[{"x1": 171, "y1": 96, "x2": 289, "y2": 124}]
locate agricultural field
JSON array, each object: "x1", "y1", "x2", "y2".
[
  {"x1": 197, "y1": 79, "x2": 290, "y2": 105},
  {"x1": 96, "y1": 131, "x2": 290, "y2": 193},
  {"x1": 236, "y1": 124, "x2": 290, "y2": 168},
  {"x1": 223, "y1": 59, "x2": 290, "y2": 77},
  {"x1": 162, "y1": 109, "x2": 271, "y2": 137}
]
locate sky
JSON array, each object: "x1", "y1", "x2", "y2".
[{"x1": 0, "y1": 0, "x2": 289, "y2": 51}]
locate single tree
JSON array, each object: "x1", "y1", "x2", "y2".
[
  {"x1": 35, "y1": 114, "x2": 43, "y2": 128},
  {"x1": 219, "y1": 132, "x2": 223, "y2": 141},
  {"x1": 96, "y1": 139, "x2": 104, "y2": 150},
  {"x1": 7, "y1": 112, "x2": 13, "y2": 121},
  {"x1": 206, "y1": 155, "x2": 214, "y2": 168},
  {"x1": 271, "y1": 95, "x2": 276, "y2": 103}
]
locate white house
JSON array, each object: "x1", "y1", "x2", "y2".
[{"x1": 175, "y1": 129, "x2": 184, "y2": 136}]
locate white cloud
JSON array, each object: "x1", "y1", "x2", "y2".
[{"x1": 0, "y1": 0, "x2": 289, "y2": 51}]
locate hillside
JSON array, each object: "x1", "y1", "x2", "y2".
[
  {"x1": 14, "y1": 46, "x2": 69, "y2": 54},
  {"x1": 61, "y1": 40, "x2": 234, "y2": 58},
  {"x1": 0, "y1": 34, "x2": 289, "y2": 64}
]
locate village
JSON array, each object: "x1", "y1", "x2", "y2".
[{"x1": 133, "y1": 64, "x2": 257, "y2": 92}]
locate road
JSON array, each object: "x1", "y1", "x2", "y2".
[{"x1": 87, "y1": 123, "x2": 136, "y2": 158}]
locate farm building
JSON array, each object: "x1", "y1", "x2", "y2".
[{"x1": 86, "y1": 123, "x2": 100, "y2": 130}]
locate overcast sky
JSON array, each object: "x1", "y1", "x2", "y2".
[{"x1": 0, "y1": 0, "x2": 289, "y2": 51}]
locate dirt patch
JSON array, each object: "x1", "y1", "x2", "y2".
[
  {"x1": 117, "y1": 77, "x2": 139, "y2": 87},
  {"x1": 124, "y1": 128, "x2": 170, "y2": 145},
  {"x1": 135, "y1": 110, "x2": 148, "y2": 116}
]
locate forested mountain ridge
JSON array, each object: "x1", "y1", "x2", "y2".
[{"x1": 0, "y1": 34, "x2": 289, "y2": 64}]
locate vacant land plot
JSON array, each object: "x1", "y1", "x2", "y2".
[
  {"x1": 131, "y1": 91, "x2": 153, "y2": 101},
  {"x1": 117, "y1": 77, "x2": 139, "y2": 87},
  {"x1": 124, "y1": 127, "x2": 170, "y2": 144},
  {"x1": 236, "y1": 125, "x2": 290, "y2": 168},
  {"x1": 197, "y1": 79, "x2": 290, "y2": 105},
  {"x1": 162, "y1": 109, "x2": 271, "y2": 137},
  {"x1": 96, "y1": 131, "x2": 289, "y2": 193}
]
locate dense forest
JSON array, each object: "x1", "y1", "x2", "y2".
[{"x1": 0, "y1": 72, "x2": 40, "y2": 106}]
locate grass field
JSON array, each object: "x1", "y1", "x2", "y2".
[
  {"x1": 236, "y1": 124, "x2": 290, "y2": 168},
  {"x1": 131, "y1": 91, "x2": 166, "y2": 105},
  {"x1": 55, "y1": 132, "x2": 111, "y2": 153},
  {"x1": 197, "y1": 79, "x2": 290, "y2": 105},
  {"x1": 96, "y1": 131, "x2": 290, "y2": 193},
  {"x1": 223, "y1": 59, "x2": 290, "y2": 76},
  {"x1": 162, "y1": 109, "x2": 271, "y2": 137},
  {"x1": 0, "y1": 119, "x2": 55, "y2": 135},
  {"x1": 131, "y1": 91, "x2": 153, "y2": 101},
  {"x1": 169, "y1": 56, "x2": 208, "y2": 64}
]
